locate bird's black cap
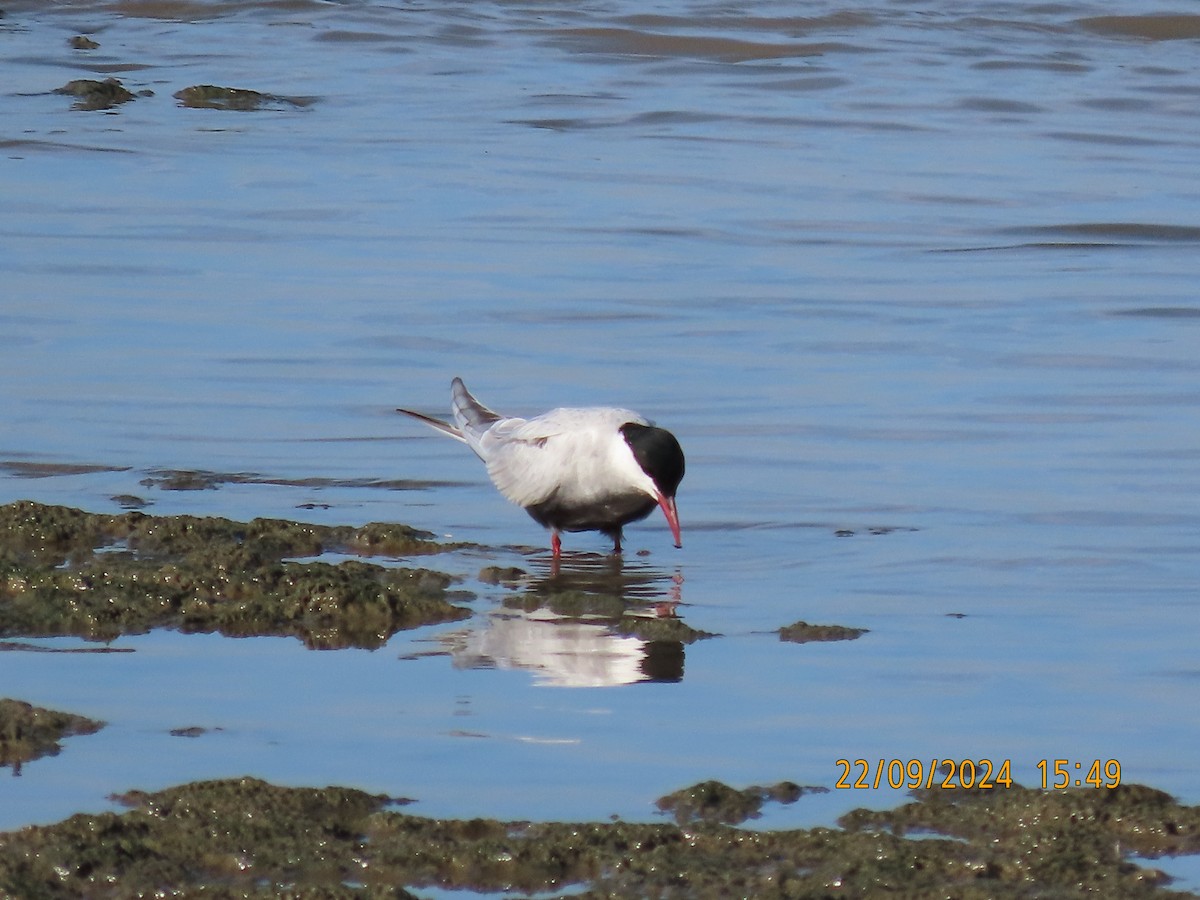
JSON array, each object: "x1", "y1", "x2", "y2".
[{"x1": 620, "y1": 422, "x2": 685, "y2": 498}]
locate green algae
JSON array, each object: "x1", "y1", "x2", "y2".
[
  {"x1": 0, "y1": 699, "x2": 103, "y2": 774},
  {"x1": 1, "y1": 776, "x2": 1197, "y2": 898},
  {"x1": 0, "y1": 501, "x2": 469, "y2": 649}
]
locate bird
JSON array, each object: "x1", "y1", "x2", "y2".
[{"x1": 397, "y1": 378, "x2": 684, "y2": 558}]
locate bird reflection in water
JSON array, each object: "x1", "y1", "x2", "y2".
[{"x1": 438, "y1": 553, "x2": 699, "y2": 687}]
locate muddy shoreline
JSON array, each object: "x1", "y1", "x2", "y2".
[
  {"x1": 3, "y1": 503, "x2": 1199, "y2": 896},
  {"x1": 1, "y1": 751, "x2": 1198, "y2": 897}
]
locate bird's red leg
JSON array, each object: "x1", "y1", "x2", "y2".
[
  {"x1": 551, "y1": 531, "x2": 562, "y2": 558},
  {"x1": 612, "y1": 529, "x2": 623, "y2": 555}
]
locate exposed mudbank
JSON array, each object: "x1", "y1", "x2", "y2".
[
  {"x1": 1, "y1": 776, "x2": 1198, "y2": 897},
  {"x1": 0, "y1": 501, "x2": 469, "y2": 649},
  {"x1": 0, "y1": 699, "x2": 104, "y2": 775}
]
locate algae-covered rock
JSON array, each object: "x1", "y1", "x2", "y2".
[
  {"x1": 841, "y1": 781, "x2": 1200, "y2": 881},
  {"x1": 477, "y1": 564, "x2": 527, "y2": 586},
  {"x1": 173, "y1": 84, "x2": 314, "y2": 111},
  {"x1": 611, "y1": 613, "x2": 715, "y2": 644},
  {"x1": 0, "y1": 699, "x2": 103, "y2": 773},
  {"x1": 1, "y1": 777, "x2": 1197, "y2": 897},
  {"x1": 53, "y1": 78, "x2": 135, "y2": 110},
  {"x1": 655, "y1": 778, "x2": 809, "y2": 825},
  {"x1": 778, "y1": 619, "x2": 868, "y2": 643},
  {"x1": 0, "y1": 778, "x2": 407, "y2": 898},
  {"x1": 0, "y1": 501, "x2": 469, "y2": 648}
]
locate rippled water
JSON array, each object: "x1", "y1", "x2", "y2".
[{"x1": 3, "y1": 0, "x2": 1200, "y2": 876}]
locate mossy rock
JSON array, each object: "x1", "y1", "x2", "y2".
[
  {"x1": 173, "y1": 85, "x2": 314, "y2": 111},
  {"x1": 778, "y1": 619, "x2": 868, "y2": 643},
  {"x1": 0, "y1": 699, "x2": 103, "y2": 773},
  {"x1": 0, "y1": 502, "x2": 469, "y2": 648},
  {"x1": 53, "y1": 78, "x2": 135, "y2": 110}
]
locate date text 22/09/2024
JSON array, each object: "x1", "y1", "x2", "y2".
[{"x1": 834, "y1": 758, "x2": 1122, "y2": 791}]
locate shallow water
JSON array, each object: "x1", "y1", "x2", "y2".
[{"x1": 2, "y1": 0, "x2": 1200, "y2": 878}]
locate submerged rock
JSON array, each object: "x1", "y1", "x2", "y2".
[
  {"x1": 778, "y1": 619, "x2": 868, "y2": 643},
  {"x1": 611, "y1": 613, "x2": 715, "y2": 644},
  {"x1": 138, "y1": 468, "x2": 447, "y2": 493},
  {"x1": 173, "y1": 84, "x2": 314, "y2": 111},
  {"x1": 0, "y1": 501, "x2": 469, "y2": 649},
  {"x1": 0, "y1": 776, "x2": 1197, "y2": 897},
  {"x1": 109, "y1": 494, "x2": 148, "y2": 510},
  {"x1": 0, "y1": 699, "x2": 103, "y2": 774},
  {"x1": 53, "y1": 78, "x2": 135, "y2": 110},
  {"x1": 477, "y1": 564, "x2": 527, "y2": 586}
]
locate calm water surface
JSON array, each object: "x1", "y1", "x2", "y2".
[{"x1": 2, "y1": 0, "x2": 1200, "y2": 874}]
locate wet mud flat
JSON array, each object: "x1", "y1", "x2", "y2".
[{"x1": 0, "y1": 762, "x2": 1199, "y2": 897}]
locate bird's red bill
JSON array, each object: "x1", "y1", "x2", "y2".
[{"x1": 657, "y1": 493, "x2": 682, "y2": 548}]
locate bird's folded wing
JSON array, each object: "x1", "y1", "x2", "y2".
[{"x1": 479, "y1": 419, "x2": 566, "y2": 508}]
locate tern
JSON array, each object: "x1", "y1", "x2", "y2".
[{"x1": 398, "y1": 378, "x2": 684, "y2": 558}]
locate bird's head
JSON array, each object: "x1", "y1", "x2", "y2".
[{"x1": 620, "y1": 422, "x2": 685, "y2": 548}]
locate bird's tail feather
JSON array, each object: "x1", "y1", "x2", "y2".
[
  {"x1": 395, "y1": 407, "x2": 466, "y2": 443},
  {"x1": 451, "y1": 377, "x2": 502, "y2": 438}
]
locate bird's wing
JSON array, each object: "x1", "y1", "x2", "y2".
[
  {"x1": 476, "y1": 416, "x2": 567, "y2": 508},
  {"x1": 475, "y1": 408, "x2": 648, "y2": 509}
]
